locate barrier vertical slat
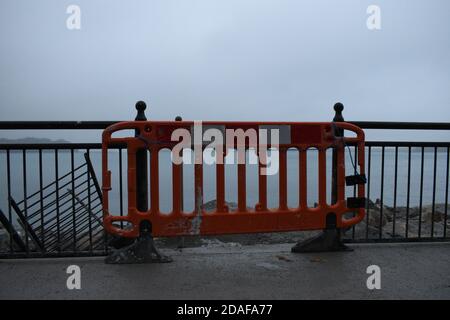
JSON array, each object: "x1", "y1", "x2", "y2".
[
  {"x1": 279, "y1": 149, "x2": 288, "y2": 210},
  {"x1": 150, "y1": 148, "x2": 159, "y2": 214},
  {"x1": 172, "y1": 161, "x2": 181, "y2": 215},
  {"x1": 318, "y1": 148, "x2": 327, "y2": 206},
  {"x1": 299, "y1": 148, "x2": 307, "y2": 209},
  {"x1": 238, "y1": 162, "x2": 247, "y2": 212},
  {"x1": 337, "y1": 145, "x2": 345, "y2": 201},
  {"x1": 127, "y1": 150, "x2": 136, "y2": 210},
  {"x1": 258, "y1": 149, "x2": 267, "y2": 210},
  {"x1": 175, "y1": 116, "x2": 184, "y2": 215},
  {"x1": 194, "y1": 163, "x2": 203, "y2": 213},
  {"x1": 216, "y1": 151, "x2": 225, "y2": 212}
]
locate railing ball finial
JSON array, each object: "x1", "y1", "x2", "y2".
[
  {"x1": 333, "y1": 102, "x2": 344, "y2": 122},
  {"x1": 135, "y1": 100, "x2": 147, "y2": 121}
]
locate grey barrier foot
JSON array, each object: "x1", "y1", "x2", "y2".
[
  {"x1": 291, "y1": 229, "x2": 353, "y2": 253},
  {"x1": 105, "y1": 234, "x2": 172, "y2": 264}
]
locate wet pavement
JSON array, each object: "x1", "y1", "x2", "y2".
[{"x1": 0, "y1": 242, "x2": 449, "y2": 299}]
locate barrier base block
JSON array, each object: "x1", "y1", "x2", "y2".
[
  {"x1": 105, "y1": 233, "x2": 172, "y2": 264},
  {"x1": 291, "y1": 229, "x2": 352, "y2": 253}
]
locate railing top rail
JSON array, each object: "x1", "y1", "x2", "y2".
[
  {"x1": 0, "y1": 121, "x2": 449, "y2": 130},
  {"x1": 349, "y1": 121, "x2": 450, "y2": 130},
  {"x1": 0, "y1": 141, "x2": 449, "y2": 150},
  {"x1": 0, "y1": 121, "x2": 115, "y2": 130},
  {"x1": 0, "y1": 143, "x2": 125, "y2": 149}
]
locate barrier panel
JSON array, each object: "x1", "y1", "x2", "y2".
[{"x1": 102, "y1": 120, "x2": 365, "y2": 238}]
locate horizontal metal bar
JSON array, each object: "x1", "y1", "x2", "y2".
[
  {"x1": 360, "y1": 141, "x2": 450, "y2": 147},
  {"x1": 303, "y1": 141, "x2": 450, "y2": 148},
  {"x1": 349, "y1": 121, "x2": 450, "y2": 130},
  {"x1": 0, "y1": 120, "x2": 449, "y2": 130},
  {"x1": 344, "y1": 238, "x2": 450, "y2": 244},
  {"x1": 0, "y1": 143, "x2": 125, "y2": 150},
  {"x1": 0, "y1": 121, "x2": 117, "y2": 130},
  {"x1": 1, "y1": 141, "x2": 449, "y2": 151}
]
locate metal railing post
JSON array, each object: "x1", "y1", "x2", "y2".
[
  {"x1": 291, "y1": 102, "x2": 351, "y2": 253},
  {"x1": 135, "y1": 101, "x2": 148, "y2": 214},
  {"x1": 104, "y1": 101, "x2": 172, "y2": 264},
  {"x1": 332, "y1": 103, "x2": 344, "y2": 205}
]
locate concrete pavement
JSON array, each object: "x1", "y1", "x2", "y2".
[{"x1": 0, "y1": 242, "x2": 449, "y2": 299}]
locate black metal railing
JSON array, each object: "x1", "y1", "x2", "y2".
[
  {"x1": 0, "y1": 108, "x2": 449, "y2": 258},
  {"x1": 344, "y1": 142, "x2": 449, "y2": 243},
  {"x1": 0, "y1": 146, "x2": 112, "y2": 258}
]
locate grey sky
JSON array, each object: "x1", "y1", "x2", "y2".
[{"x1": 0, "y1": 0, "x2": 449, "y2": 141}]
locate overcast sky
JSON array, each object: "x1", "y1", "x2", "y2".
[{"x1": 0, "y1": 0, "x2": 449, "y2": 141}]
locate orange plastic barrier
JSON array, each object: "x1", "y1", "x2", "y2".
[{"x1": 102, "y1": 121, "x2": 365, "y2": 238}]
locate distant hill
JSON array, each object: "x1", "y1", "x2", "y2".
[{"x1": 0, "y1": 137, "x2": 71, "y2": 144}]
